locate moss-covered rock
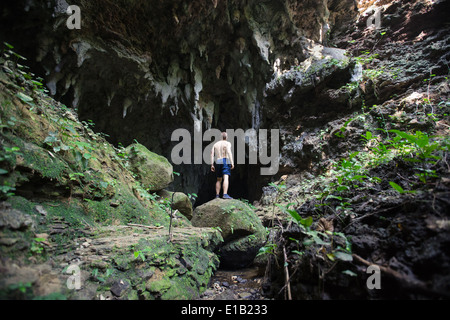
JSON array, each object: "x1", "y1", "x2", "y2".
[
  {"x1": 90, "y1": 226, "x2": 222, "y2": 300},
  {"x1": 157, "y1": 189, "x2": 193, "y2": 220},
  {"x1": 191, "y1": 198, "x2": 266, "y2": 268},
  {"x1": 125, "y1": 143, "x2": 174, "y2": 192}
]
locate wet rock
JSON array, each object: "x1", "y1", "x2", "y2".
[{"x1": 199, "y1": 268, "x2": 266, "y2": 301}]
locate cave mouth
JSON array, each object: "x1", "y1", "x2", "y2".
[
  {"x1": 195, "y1": 164, "x2": 249, "y2": 206},
  {"x1": 194, "y1": 161, "x2": 269, "y2": 207}
]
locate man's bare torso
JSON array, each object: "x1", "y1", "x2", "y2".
[{"x1": 213, "y1": 140, "x2": 231, "y2": 161}]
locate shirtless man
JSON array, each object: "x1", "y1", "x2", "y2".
[{"x1": 210, "y1": 132, "x2": 234, "y2": 199}]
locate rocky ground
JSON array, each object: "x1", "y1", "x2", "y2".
[
  {"x1": 0, "y1": 198, "x2": 223, "y2": 300},
  {"x1": 1, "y1": 0, "x2": 449, "y2": 301},
  {"x1": 199, "y1": 268, "x2": 266, "y2": 300}
]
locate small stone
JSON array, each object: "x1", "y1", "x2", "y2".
[
  {"x1": 222, "y1": 281, "x2": 230, "y2": 287},
  {"x1": 238, "y1": 292, "x2": 252, "y2": 299},
  {"x1": 35, "y1": 233, "x2": 49, "y2": 240},
  {"x1": 203, "y1": 289, "x2": 215, "y2": 296},
  {"x1": 110, "y1": 279, "x2": 130, "y2": 297},
  {"x1": 0, "y1": 237, "x2": 18, "y2": 246},
  {"x1": 34, "y1": 205, "x2": 47, "y2": 216},
  {"x1": 110, "y1": 201, "x2": 120, "y2": 207}
]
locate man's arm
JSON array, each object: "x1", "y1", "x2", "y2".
[
  {"x1": 226, "y1": 142, "x2": 234, "y2": 169},
  {"x1": 210, "y1": 145, "x2": 215, "y2": 172}
]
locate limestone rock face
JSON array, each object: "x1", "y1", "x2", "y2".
[
  {"x1": 0, "y1": 0, "x2": 358, "y2": 204},
  {"x1": 192, "y1": 198, "x2": 266, "y2": 268},
  {"x1": 125, "y1": 143, "x2": 174, "y2": 192}
]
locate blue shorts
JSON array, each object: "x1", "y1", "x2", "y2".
[{"x1": 216, "y1": 158, "x2": 231, "y2": 178}]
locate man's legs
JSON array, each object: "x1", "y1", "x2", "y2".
[
  {"x1": 215, "y1": 177, "x2": 222, "y2": 197},
  {"x1": 222, "y1": 175, "x2": 233, "y2": 199},
  {"x1": 222, "y1": 175, "x2": 229, "y2": 195}
]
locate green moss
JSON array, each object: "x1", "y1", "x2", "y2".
[
  {"x1": 8, "y1": 196, "x2": 87, "y2": 225},
  {"x1": 9, "y1": 134, "x2": 69, "y2": 181},
  {"x1": 125, "y1": 142, "x2": 173, "y2": 191},
  {"x1": 146, "y1": 277, "x2": 172, "y2": 293},
  {"x1": 5, "y1": 196, "x2": 95, "y2": 257},
  {"x1": 102, "y1": 228, "x2": 222, "y2": 300},
  {"x1": 161, "y1": 277, "x2": 198, "y2": 300},
  {"x1": 113, "y1": 255, "x2": 133, "y2": 271}
]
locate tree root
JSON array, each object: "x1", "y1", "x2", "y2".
[{"x1": 282, "y1": 245, "x2": 292, "y2": 300}]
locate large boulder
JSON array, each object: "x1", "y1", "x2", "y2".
[
  {"x1": 191, "y1": 199, "x2": 266, "y2": 268},
  {"x1": 125, "y1": 143, "x2": 173, "y2": 192},
  {"x1": 157, "y1": 189, "x2": 193, "y2": 220}
]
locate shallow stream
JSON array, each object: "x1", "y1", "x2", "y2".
[{"x1": 198, "y1": 267, "x2": 268, "y2": 300}]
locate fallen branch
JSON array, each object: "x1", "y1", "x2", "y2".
[{"x1": 127, "y1": 223, "x2": 164, "y2": 229}]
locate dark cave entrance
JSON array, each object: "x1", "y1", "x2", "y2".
[
  {"x1": 194, "y1": 158, "x2": 271, "y2": 207},
  {"x1": 195, "y1": 163, "x2": 250, "y2": 206},
  {"x1": 168, "y1": 123, "x2": 277, "y2": 208}
]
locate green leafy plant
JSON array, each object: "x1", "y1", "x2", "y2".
[
  {"x1": 71, "y1": 140, "x2": 97, "y2": 162},
  {"x1": 8, "y1": 282, "x2": 32, "y2": 295},
  {"x1": 0, "y1": 182, "x2": 16, "y2": 198},
  {"x1": 388, "y1": 181, "x2": 416, "y2": 194},
  {"x1": 239, "y1": 198, "x2": 256, "y2": 209},
  {"x1": 90, "y1": 267, "x2": 113, "y2": 283},
  {"x1": 354, "y1": 51, "x2": 379, "y2": 65},
  {"x1": 360, "y1": 130, "x2": 373, "y2": 143},
  {"x1": 389, "y1": 130, "x2": 440, "y2": 163},
  {"x1": 133, "y1": 250, "x2": 146, "y2": 261},
  {"x1": 257, "y1": 243, "x2": 277, "y2": 257},
  {"x1": 188, "y1": 192, "x2": 198, "y2": 204},
  {"x1": 415, "y1": 168, "x2": 438, "y2": 183},
  {"x1": 0, "y1": 145, "x2": 22, "y2": 198},
  {"x1": 30, "y1": 237, "x2": 46, "y2": 255},
  {"x1": 69, "y1": 172, "x2": 85, "y2": 181},
  {"x1": 280, "y1": 203, "x2": 353, "y2": 263},
  {"x1": 328, "y1": 151, "x2": 378, "y2": 197},
  {"x1": 279, "y1": 203, "x2": 313, "y2": 229},
  {"x1": 44, "y1": 131, "x2": 71, "y2": 153}
]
